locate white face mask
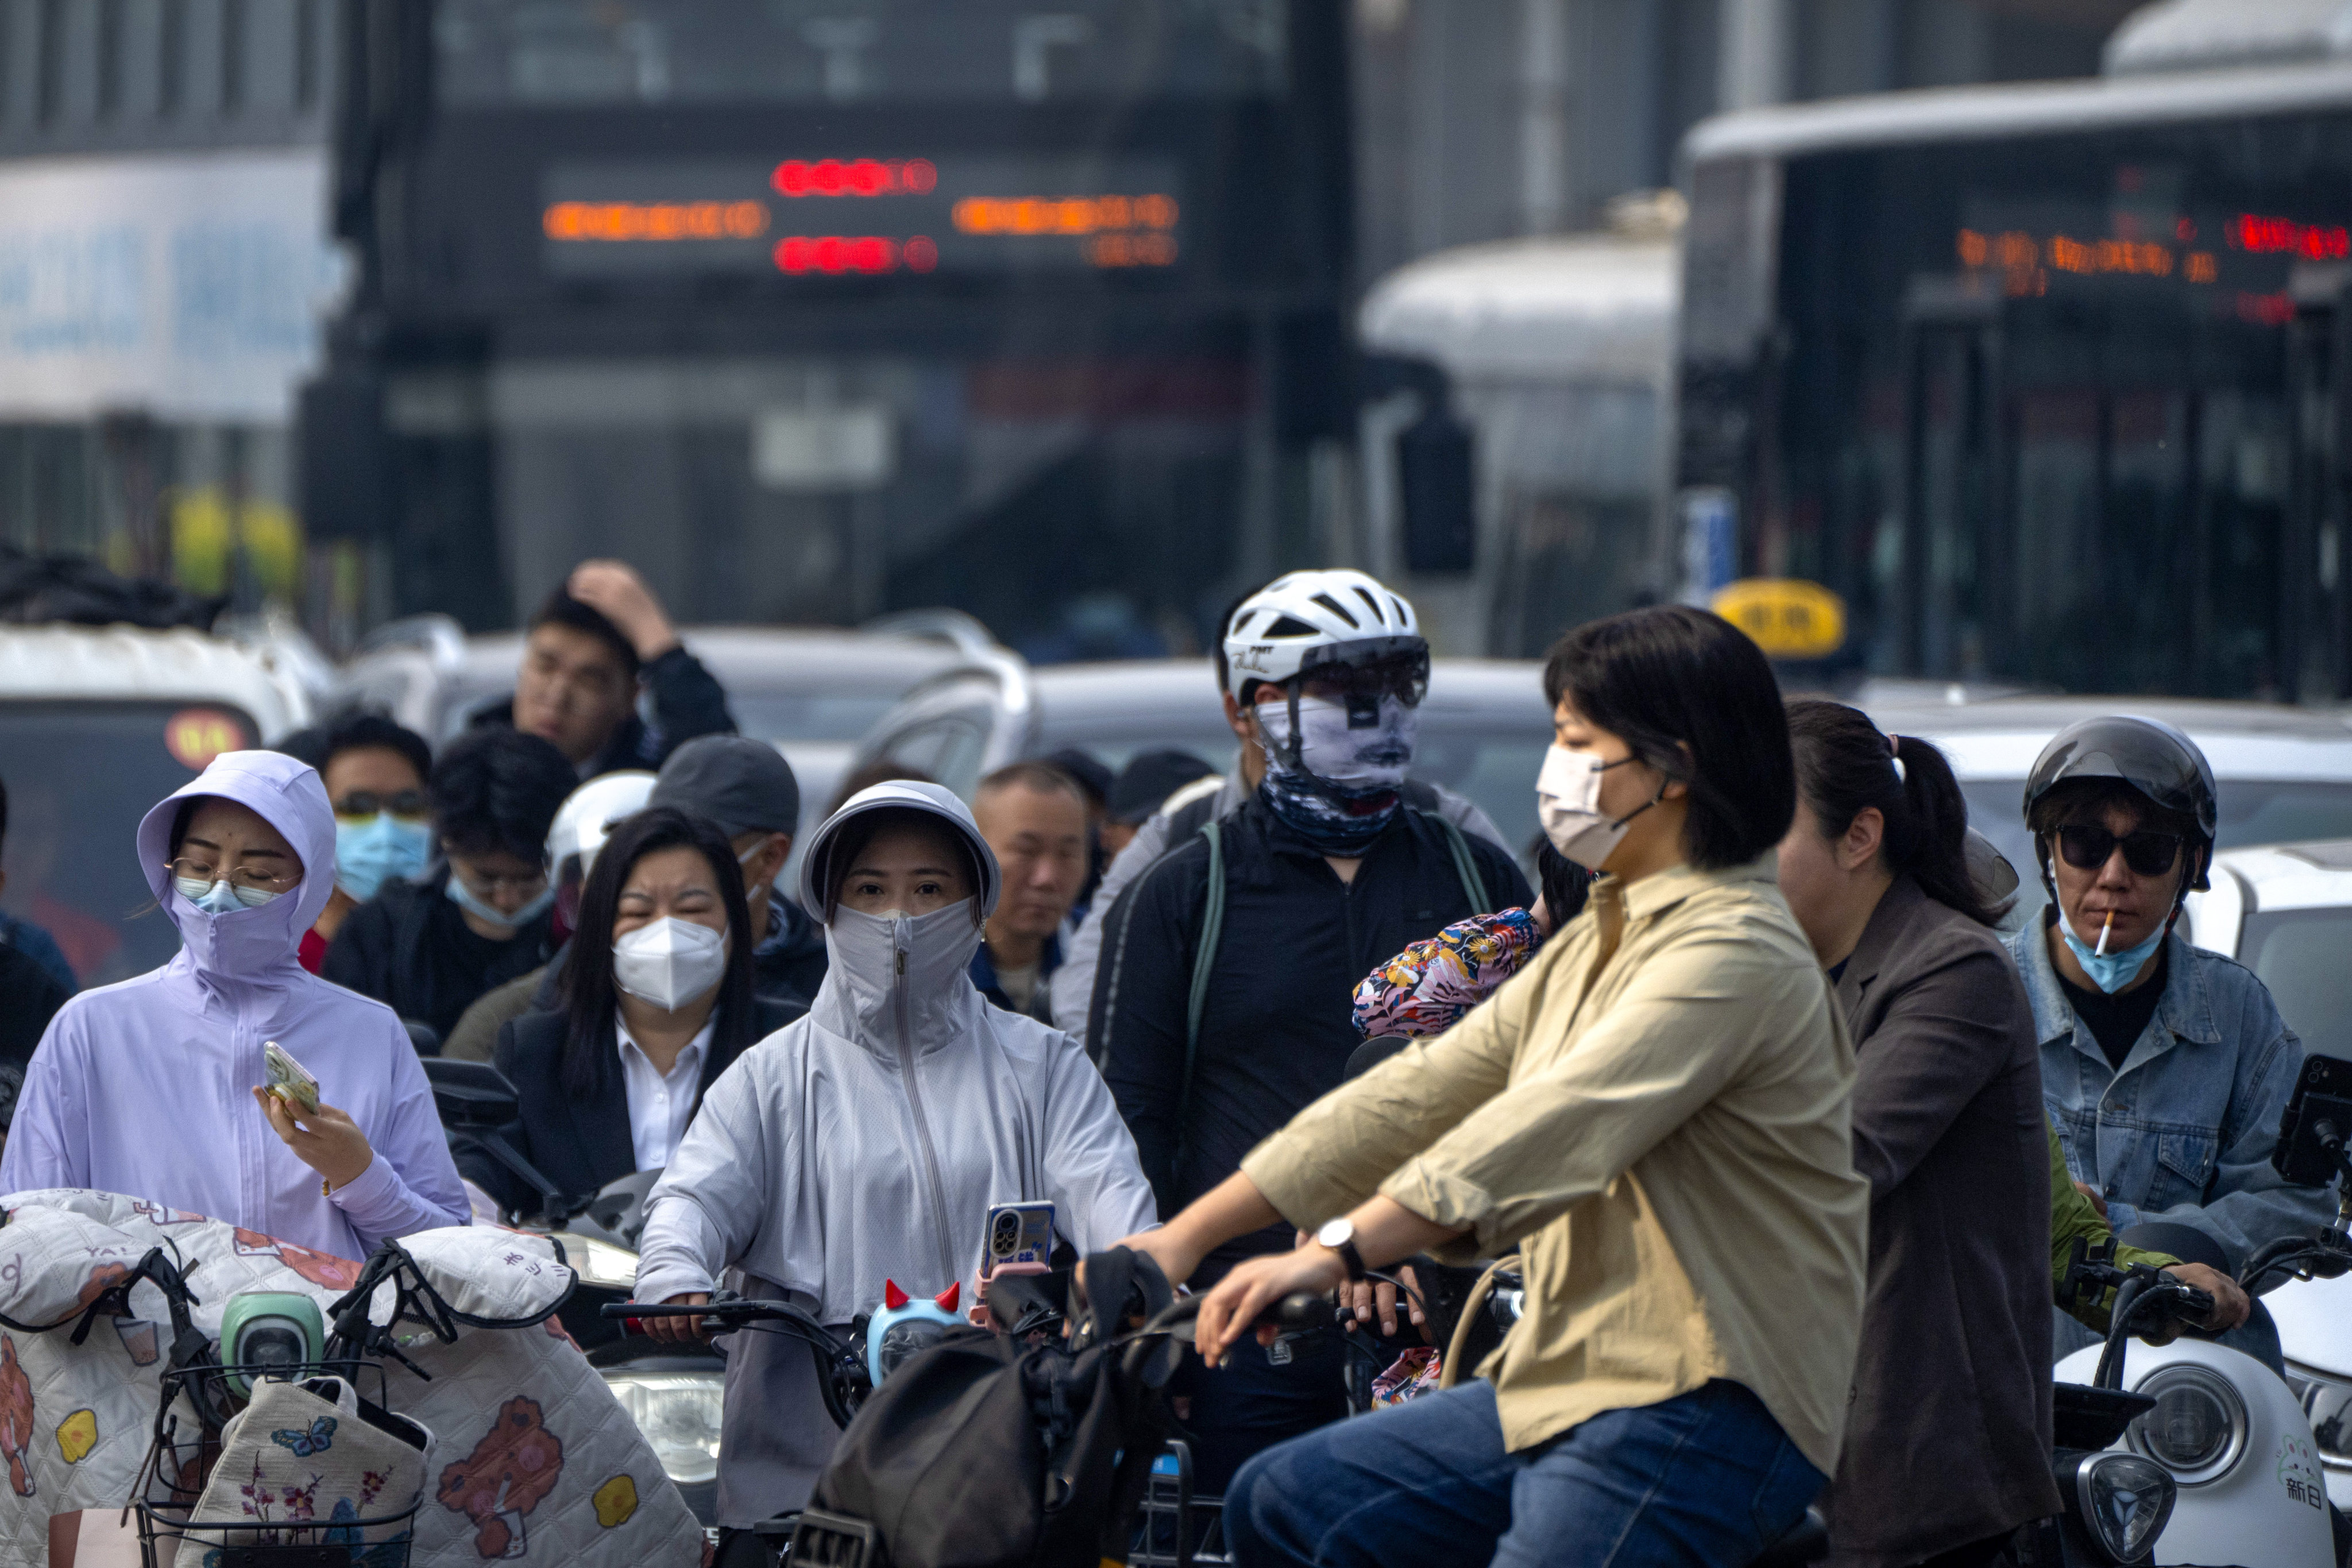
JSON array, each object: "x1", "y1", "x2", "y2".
[
  {"x1": 173, "y1": 876, "x2": 281, "y2": 915},
  {"x1": 612, "y1": 917, "x2": 729, "y2": 1011},
  {"x1": 1534, "y1": 744, "x2": 1654, "y2": 872}
]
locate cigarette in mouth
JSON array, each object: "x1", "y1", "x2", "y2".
[{"x1": 2095, "y1": 913, "x2": 2112, "y2": 956}]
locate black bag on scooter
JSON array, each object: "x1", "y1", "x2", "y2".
[{"x1": 800, "y1": 1248, "x2": 1181, "y2": 1568}]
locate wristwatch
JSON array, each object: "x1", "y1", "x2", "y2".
[{"x1": 1316, "y1": 1217, "x2": 1367, "y2": 1283}]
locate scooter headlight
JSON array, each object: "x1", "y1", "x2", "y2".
[
  {"x1": 2071, "y1": 1451, "x2": 2175, "y2": 1563},
  {"x1": 603, "y1": 1370, "x2": 724, "y2": 1485},
  {"x1": 2126, "y1": 1365, "x2": 2247, "y2": 1485}
]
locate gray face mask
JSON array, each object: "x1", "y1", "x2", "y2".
[{"x1": 824, "y1": 900, "x2": 985, "y2": 1041}]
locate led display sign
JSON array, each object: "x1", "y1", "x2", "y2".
[{"x1": 542, "y1": 155, "x2": 1183, "y2": 278}]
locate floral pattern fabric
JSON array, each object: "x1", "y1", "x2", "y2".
[{"x1": 1351, "y1": 909, "x2": 1543, "y2": 1041}]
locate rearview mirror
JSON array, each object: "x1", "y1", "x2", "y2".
[{"x1": 422, "y1": 1057, "x2": 522, "y2": 1129}]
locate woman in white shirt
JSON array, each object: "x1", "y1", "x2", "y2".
[{"x1": 466, "y1": 805, "x2": 805, "y2": 1215}]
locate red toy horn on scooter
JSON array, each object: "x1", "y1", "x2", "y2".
[{"x1": 867, "y1": 1280, "x2": 964, "y2": 1387}]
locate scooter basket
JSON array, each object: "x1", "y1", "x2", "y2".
[{"x1": 133, "y1": 1361, "x2": 423, "y2": 1568}]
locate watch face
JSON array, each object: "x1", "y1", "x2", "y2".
[{"x1": 1317, "y1": 1218, "x2": 1351, "y2": 1249}]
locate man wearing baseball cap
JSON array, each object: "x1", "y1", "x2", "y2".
[{"x1": 648, "y1": 735, "x2": 827, "y2": 1007}]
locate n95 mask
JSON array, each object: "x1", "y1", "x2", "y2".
[{"x1": 613, "y1": 917, "x2": 729, "y2": 1011}]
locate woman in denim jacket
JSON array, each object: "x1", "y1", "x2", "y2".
[{"x1": 2002, "y1": 716, "x2": 2333, "y2": 1370}]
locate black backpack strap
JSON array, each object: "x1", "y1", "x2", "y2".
[{"x1": 1178, "y1": 819, "x2": 1227, "y2": 1157}]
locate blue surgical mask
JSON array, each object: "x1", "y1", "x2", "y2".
[
  {"x1": 334, "y1": 814, "x2": 433, "y2": 903},
  {"x1": 173, "y1": 876, "x2": 281, "y2": 916},
  {"x1": 445, "y1": 871, "x2": 555, "y2": 934},
  {"x1": 2060, "y1": 913, "x2": 2168, "y2": 995}
]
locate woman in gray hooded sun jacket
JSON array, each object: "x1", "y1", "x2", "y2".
[{"x1": 631, "y1": 780, "x2": 1158, "y2": 1532}]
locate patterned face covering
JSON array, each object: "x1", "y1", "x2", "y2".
[{"x1": 1254, "y1": 690, "x2": 1419, "y2": 855}]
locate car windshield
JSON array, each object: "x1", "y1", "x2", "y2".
[
  {"x1": 1959, "y1": 779, "x2": 2352, "y2": 898},
  {"x1": 2236, "y1": 910, "x2": 2352, "y2": 1063},
  {"x1": 0, "y1": 700, "x2": 266, "y2": 987}
]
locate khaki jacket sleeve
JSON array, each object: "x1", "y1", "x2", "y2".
[
  {"x1": 1377, "y1": 930, "x2": 1795, "y2": 1256},
  {"x1": 1239, "y1": 939, "x2": 1542, "y2": 1230}
]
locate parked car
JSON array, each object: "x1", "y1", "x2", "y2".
[
  {"x1": 847, "y1": 654, "x2": 1554, "y2": 856},
  {"x1": 0, "y1": 625, "x2": 314, "y2": 986},
  {"x1": 1856, "y1": 689, "x2": 2352, "y2": 925},
  {"x1": 334, "y1": 611, "x2": 988, "y2": 844}
]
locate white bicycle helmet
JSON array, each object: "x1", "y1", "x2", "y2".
[
  {"x1": 1221, "y1": 569, "x2": 1427, "y2": 700},
  {"x1": 544, "y1": 770, "x2": 656, "y2": 880}
]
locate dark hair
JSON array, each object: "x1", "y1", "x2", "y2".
[
  {"x1": 430, "y1": 727, "x2": 576, "y2": 863},
  {"x1": 822, "y1": 806, "x2": 983, "y2": 920},
  {"x1": 557, "y1": 806, "x2": 756, "y2": 1103},
  {"x1": 1787, "y1": 700, "x2": 2003, "y2": 926},
  {"x1": 1541, "y1": 606, "x2": 1794, "y2": 870},
  {"x1": 315, "y1": 709, "x2": 432, "y2": 789},
  {"x1": 825, "y1": 759, "x2": 934, "y2": 818},
  {"x1": 530, "y1": 586, "x2": 639, "y2": 679},
  {"x1": 2025, "y1": 778, "x2": 2202, "y2": 843},
  {"x1": 976, "y1": 760, "x2": 1088, "y2": 808}
]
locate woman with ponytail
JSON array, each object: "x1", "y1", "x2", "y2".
[{"x1": 1780, "y1": 701, "x2": 2243, "y2": 1568}]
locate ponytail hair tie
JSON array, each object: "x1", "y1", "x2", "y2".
[{"x1": 1888, "y1": 734, "x2": 1907, "y2": 785}]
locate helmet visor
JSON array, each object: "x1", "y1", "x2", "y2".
[{"x1": 1292, "y1": 640, "x2": 1430, "y2": 706}]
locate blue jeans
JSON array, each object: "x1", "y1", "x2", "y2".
[{"x1": 1224, "y1": 1378, "x2": 1824, "y2": 1568}]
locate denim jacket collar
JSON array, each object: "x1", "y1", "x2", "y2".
[{"x1": 2012, "y1": 914, "x2": 2222, "y2": 1069}]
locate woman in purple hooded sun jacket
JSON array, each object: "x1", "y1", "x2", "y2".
[{"x1": 0, "y1": 750, "x2": 468, "y2": 1260}]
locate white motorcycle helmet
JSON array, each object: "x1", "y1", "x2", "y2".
[
  {"x1": 1222, "y1": 570, "x2": 1430, "y2": 773},
  {"x1": 545, "y1": 770, "x2": 657, "y2": 887}
]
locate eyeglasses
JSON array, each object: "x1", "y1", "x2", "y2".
[
  {"x1": 2054, "y1": 825, "x2": 2184, "y2": 878},
  {"x1": 165, "y1": 855, "x2": 300, "y2": 893},
  {"x1": 334, "y1": 790, "x2": 428, "y2": 820}
]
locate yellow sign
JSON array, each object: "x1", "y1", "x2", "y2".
[{"x1": 1712, "y1": 578, "x2": 1848, "y2": 661}]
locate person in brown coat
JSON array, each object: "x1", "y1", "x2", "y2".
[{"x1": 1780, "y1": 701, "x2": 2245, "y2": 1568}]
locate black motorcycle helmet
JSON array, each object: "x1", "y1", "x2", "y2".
[{"x1": 2021, "y1": 716, "x2": 2217, "y2": 897}]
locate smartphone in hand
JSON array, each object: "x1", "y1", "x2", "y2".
[{"x1": 263, "y1": 1040, "x2": 321, "y2": 1117}]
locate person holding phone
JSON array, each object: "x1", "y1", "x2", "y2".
[
  {"x1": 630, "y1": 781, "x2": 1157, "y2": 1557},
  {"x1": 0, "y1": 751, "x2": 468, "y2": 1260}
]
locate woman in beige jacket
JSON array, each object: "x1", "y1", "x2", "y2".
[{"x1": 1122, "y1": 605, "x2": 1870, "y2": 1568}]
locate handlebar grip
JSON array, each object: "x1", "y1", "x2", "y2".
[{"x1": 1265, "y1": 1292, "x2": 1331, "y2": 1331}]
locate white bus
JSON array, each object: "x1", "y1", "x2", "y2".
[{"x1": 1677, "y1": 10, "x2": 2352, "y2": 698}]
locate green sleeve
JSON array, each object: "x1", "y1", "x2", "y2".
[{"x1": 2049, "y1": 1120, "x2": 2177, "y2": 1333}]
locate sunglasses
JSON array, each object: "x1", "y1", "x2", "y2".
[
  {"x1": 1297, "y1": 652, "x2": 1431, "y2": 708},
  {"x1": 2054, "y1": 824, "x2": 2184, "y2": 878}
]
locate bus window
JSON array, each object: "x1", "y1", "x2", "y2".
[{"x1": 1686, "y1": 101, "x2": 2352, "y2": 698}]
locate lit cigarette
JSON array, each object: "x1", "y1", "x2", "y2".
[{"x1": 2095, "y1": 913, "x2": 2112, "y2": 956}]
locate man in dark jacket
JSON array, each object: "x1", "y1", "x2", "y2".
[
  {"x1": 648, "y1": 735, "x2": 825, "y2": 1007},
  {"x1": 477, "y1": 559, "x2": 736, "y2": 780},
  {"x1": 1089, "y1": 568, "x2": 1531, "y2": 1494},
  {"x1": 325, "y1": 727, "x2": 576, "y2": 1044}
]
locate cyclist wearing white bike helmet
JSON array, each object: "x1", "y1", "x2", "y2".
[
  {"x1": 1089, "y1": 569, "x2": 1531, "y2": 1494},
  {"x1": 1049, "y1": 573, "x2": 1511, "y2": 1051}
]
